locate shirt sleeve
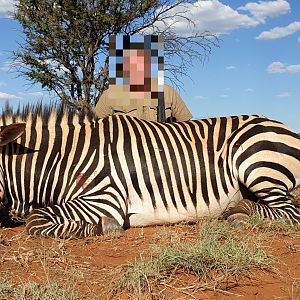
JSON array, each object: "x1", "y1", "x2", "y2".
[
  {"x1": 94, "y1": 90, "x2": 113, "y2": 119},
  {"x1": 167, "y1": 85, "x2": 192, "y2": 121}
]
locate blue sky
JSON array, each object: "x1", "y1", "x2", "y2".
[{"x1": 0, "y1": 0, "x2": 300, "y2": 131}]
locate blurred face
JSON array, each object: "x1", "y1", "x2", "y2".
[
  {"x1": 108, "y1": 35, "x2": 163, "y2": 103},
  {"x1": 123, "y1": 49, "x2": 146, "y2": 85}
]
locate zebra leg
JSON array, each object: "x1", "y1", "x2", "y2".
[
  {"x1": 26, "y1": 206, "x2": 124, "y2": 239},
  {"x1": 225, "y1": 125, "x2": 300, "y2": 225},
  {"x1": 223, "y1": 193, "x2": 300, "y2": 226},
  {"x1": 222, "y1": 199, "x2": 253, "y2": 224}
]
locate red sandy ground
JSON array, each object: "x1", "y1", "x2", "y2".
[{"x1": 0, "y1": 222, "x2": 299, "y2": 300}]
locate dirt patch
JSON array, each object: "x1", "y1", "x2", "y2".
[{"x1": 0, "y1": 220, "x2": 300, "y2": 300}]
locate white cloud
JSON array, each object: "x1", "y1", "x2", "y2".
[
  {"x1": 0, "y1": 59, "x2": 24, "y2": 72},
  {"x1": 0, "y1": 91, "x2": 22, "y2": 100},
  {"x1": 151, "y1": 1, "x2": 259, "y2": 36},
  {"x1": 154, "y1": 1, "x2": 291, "y2": 37},
  {"x1": 286, "y1": 64, "x2": 300, "y2": 73},
  {"x1": 267, "y1": 61, "x2": 300, "y2": 73},
  {"x1": 256, "y1": 22, "x2": 300, "y2": 40},
  {"x1": 17, "y1": 91, "x2": 44, "y2": 98},
  {"x1": 220, "y1": 94, "x2": 229, "y2": 98},
  {"x1": 0, "y1": 61, "x2": 11, "y2": 72},
  {"x1": 239, "y1": 0, "x2": 290, "y2": 23},
  {"x1": 0, "y1": 81, "x2": 6, "y2": 87},
  {"x1": 298, "y1": 37, "x2": 300, "y2": 43},
  {"x1": 226, "y1": 65, "x2": 236, "y2": 70},
  {"x1": 266, "y1": 61, "x2": 285, "y2": 73},
  {"x1": 245, "y1": 88, "x2": 254, "y2": 92},
  {"x1": 276, "y1": 92, "x2": 291, "y2": 98},
  {"x1": 195, "y1": 95, "x2": 205, "y2": 100},
  {"x1": 2, "y1": 58, "x2": 69, "y2": 77},
  {"x1": 0, "y1": 0, "x2": 16, "y2": 17},
  {"x1": 29, "y1": 92, "x2": 44, "y2": 97}
]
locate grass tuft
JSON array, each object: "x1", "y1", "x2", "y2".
[
  {"x1": 110, "y1": 220, "x2": 273, "y2": 297},
  {"x1": 0, "y1": 277, "x2": 83, "y2": 300},
  {"x1": 245, "y1": 215, "x2": 300, "y2": 236},
  {"x1": 13, "y1": 281, "x2": 82, "y2": 300},
  {"x1": 0, "y1": 277, "x2": 12, "y2": 297}
]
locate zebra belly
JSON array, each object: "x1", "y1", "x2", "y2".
[{"x1": 127, "y1": 188, "x2": 243, "y2": 227}]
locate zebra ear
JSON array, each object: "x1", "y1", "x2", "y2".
[{"x1": 0, "y1": 123, "x2": 26, "y2": 146}]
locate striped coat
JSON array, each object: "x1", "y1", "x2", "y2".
[{"x1": 0, "y1": 107, "x2": 299, "y2": 238}]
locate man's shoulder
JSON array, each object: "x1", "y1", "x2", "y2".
[
  {"x1": 163, "y1": 84, "x2": 174, "y2": 92},
  {"x1": 163, "y1": 84, "x2": 183, "y2": 102}
]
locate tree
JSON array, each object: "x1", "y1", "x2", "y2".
[{"x1": 13, "y1": 0, "x2": 218, "y2": 112}]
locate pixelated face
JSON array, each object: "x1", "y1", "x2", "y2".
[
  {"x1": 108, "y1": 35, "x2": 164, "y2": 104},
  {"x1": 123, "y1": 49, "x2": 147, "y2": 85}
]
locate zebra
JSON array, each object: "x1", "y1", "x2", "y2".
[{"x1": 0, "y1": 106, "x2": 300, "y2": 239}]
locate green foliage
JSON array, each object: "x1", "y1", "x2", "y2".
[
  {"x1": 13, "y1": 0, "x2": 218, "y2": 112},
  {"x1": 13, "y1": 0, "x2": 161, "y2": 111}
]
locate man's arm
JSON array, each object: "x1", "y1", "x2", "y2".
[
  {"x1": 166, "y1": 85, "x2": 192, "y2": 121},
  {"x1": 94, "y1": 90, "x2": 113, "y2": 119}
]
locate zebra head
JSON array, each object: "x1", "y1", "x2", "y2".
[{"x1": 0, "y1": 123, "x2": 26, "y2": 202}]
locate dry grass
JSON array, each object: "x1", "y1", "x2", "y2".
[
  {"x1": 244, "y1": 216, "x2": 300, "y2": 237},
  {"x1": 1, "y1": 236, "x2": 71, "y2": 268},
  {"x1": 109, "y1": 219, "x2": 274, "y2": 299},
  {"x1": 1, "y1": 190, "x2": 300, "y2": 300},
  {"x1": 0, "y1": 232, "x2": 87, "y2": 300},
  {"x1": 0, "y1": 277, "x2": 84, "y2": 300}
]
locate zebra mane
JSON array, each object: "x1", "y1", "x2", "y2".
[{"x1": 0, "y1": 102, "x2": 96, "y2": 126}]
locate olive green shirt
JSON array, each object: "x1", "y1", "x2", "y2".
[{"x1": 94, "y1": 84, "x2": 192, "y2": 121}]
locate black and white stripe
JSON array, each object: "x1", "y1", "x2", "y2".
[{"x1": 0, "y1": 107, "x2": 299, "y2": 238}]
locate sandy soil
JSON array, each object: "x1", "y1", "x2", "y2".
[{"x1": 0, "y1": 219, "x2": 300, "y2": 300}]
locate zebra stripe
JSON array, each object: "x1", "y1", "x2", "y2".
[{"x1": 0, "y1": 107, "x2": 299, "y2": 238}]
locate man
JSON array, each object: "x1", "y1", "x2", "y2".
[{"x1": 94, "y1": 35, "x2": 192, "y2": 122}]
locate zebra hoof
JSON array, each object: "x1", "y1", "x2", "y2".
[
  {"x1": 226, "y1": 213, "x2": 250, "y2": 229},
  {"x1": 221, "y1": 199, "x2": 255, "y2": 227},
  {"x1": 99, "y1": 216, "x2": 124, "y2": 235}
]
